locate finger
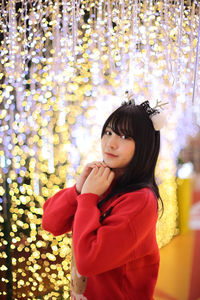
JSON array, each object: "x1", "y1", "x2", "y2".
[
  {"x1": 108, "y1": 171, "x2": 115, "y2": 183},
  {"x1": 84, "y1": 163, "x2": 95, "y2": 173},
  {"x1": 89, "y1": 161, "x2": 104, "y2": 169},
  {"x1": 91, "y1": 165, "x2": 98, "y2": 174},
  {"x1": 101, "y1": 161, "x2": 109, "y2": 167},
  {"x1": 88, "y1": 161, "x2": 99, "y2": 167},
  {"x1": 94, "y1": 162, "x2": 104, "y2": 168},
  {"x1": 86, "y1": 166, "x2": 97, "y2": 179},
  {"x1": 90, "y1": 164, "x2": 98, "y2": 169},
  {"x1": 95, "y1": 161, "x2": 108, "y2": 168},
  {"x1": 87, "y1": 163, "x2": 100, "y2": 171},
  {"x1": 102, "y1": 167, "x2": 111, "y2": 179},
  {"x1": 101, "y1": 161, "x2": 107, "y2": 168},
  {"x1": 97, "y1": 166, "x2": 105, "y2": 176}
]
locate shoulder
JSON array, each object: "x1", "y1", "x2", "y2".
[
  {"x1": 112, "y1": 188, "x2": 158, "y2": 217},
  {"x1": 119, "y1": 187, "x2": 157, "y2": 204}
]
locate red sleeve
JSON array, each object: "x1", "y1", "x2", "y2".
[
  {"x1": 73, "y1": 189, "x2": 158, "y2": 276},
  {"x1": 42, "y1": 185, "x2": 78, "y2": 236}
]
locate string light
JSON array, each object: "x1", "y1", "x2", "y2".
[{"x1": 0, "y1": 0, "x2": 199, "y2": 298}]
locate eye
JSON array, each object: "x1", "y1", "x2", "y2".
[
  {"x1": 105, "y1": 130, "x2": 112, "y2": 136},
  {"x1": 120, "y1": 134, "x2": 132, "y2": 140},
  {"x1": 121, "y1": 135, "x2": 127, "y2": 139}
]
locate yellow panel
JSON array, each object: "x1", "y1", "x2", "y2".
[{"x1": 154, "y1": 231, "x2": 195, "y2": 300}]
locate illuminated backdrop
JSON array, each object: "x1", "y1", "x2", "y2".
[{"x1": 0, "y1": 0, "x2": 200, "y2": 299}]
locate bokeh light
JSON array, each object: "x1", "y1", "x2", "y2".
[{"x1": 0, "y1": 0, "x2": 200, "y2": 298}]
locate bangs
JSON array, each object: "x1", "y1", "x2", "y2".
[{"x1": 102, "y1": 107, "x2": 135, "y2": 138}]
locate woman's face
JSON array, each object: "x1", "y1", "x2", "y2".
[{"x1": 101, "y1": 127, "x2": 135, "y2": 173}]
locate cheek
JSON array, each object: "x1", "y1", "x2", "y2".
[
  {"x1": 131, "y1": 144, "x2": 136, "y2": 156},
  {"x1": 101, "y1": 138, "x2": 105, "y2": 151},
  {"x1": 101, "y1": 135, "x2": 108, "y2": 146},
  {"x1": 126, "y1": 142, "x2": 135, "y2": 160}
]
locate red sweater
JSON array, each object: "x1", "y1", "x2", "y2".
[{"x1": 42, "y1": 185, "x2": 160, "y2": 300}]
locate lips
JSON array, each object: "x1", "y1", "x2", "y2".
[{"x1": 105, "y1": 152, "x2": 118, "y2": 158}]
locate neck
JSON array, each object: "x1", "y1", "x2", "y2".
[{"x1": 112, "y1": 168, "x2": 124, "y2": 179}]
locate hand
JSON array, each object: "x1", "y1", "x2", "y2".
[
  {"x1": 81, "y1": 166, "x2": 115, "y2": 196},
  {"x1": 76, "y1": 161, "x2": 107, "y2": 194}
]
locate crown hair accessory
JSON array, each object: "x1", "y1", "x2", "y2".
[
  {"x1": 152, "y1": 99, "x2": 168, "y2": 111},
  {"x1": 121, "y1": 91, "x2": 168, "y2": 131},
  {"x1": 141, "y1": 100, "x2": 168, "y2": 131}
]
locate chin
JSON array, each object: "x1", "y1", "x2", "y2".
[
  {"x1": 103, "y1": 161, "x2": 113, "y2": 169},
  {"x1": 105, "y1": 162, "x2": 113, "y2": 168},
  {"x1": 103, "y1": 157, "x2": 121, "y2": 169},
  {"x1": 105, "y1": 163, "x2": 119, "y2": 169}
]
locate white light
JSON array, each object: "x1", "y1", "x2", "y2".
[
  {"x1": 178, "y1": 162, "x2": 194, "y2": 179},
  {"x1": 0, "y1": 155, "x2": 6, "y2": 168}
]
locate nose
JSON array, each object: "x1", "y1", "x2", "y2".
[{"x1": 107, "y1": 134, "x2": 118, "y2": 150}]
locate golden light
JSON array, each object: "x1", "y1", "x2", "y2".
[{"x1": 0, "y1": 0, "x2": 199, "y2": 298}]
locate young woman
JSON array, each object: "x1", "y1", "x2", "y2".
[{"x1": 42, "y1": 98, "x2": 164, "y2": 300}]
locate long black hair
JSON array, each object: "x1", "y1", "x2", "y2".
[{"x1": 98, "y1": 101, "x2": 163, "y2": 219}]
